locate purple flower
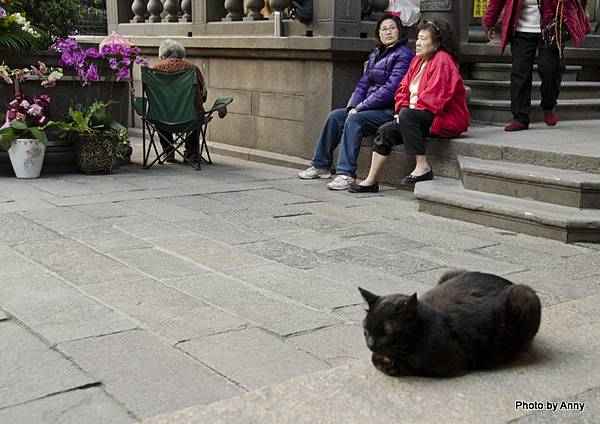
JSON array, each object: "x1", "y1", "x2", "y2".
[
  {"x1": 85, "y1": 64, "x2": 99, "y2": 82},
  {"x1": 85, "y1": 48, "x2": 100, "y2": 58},
  {"x1": 28, "y1": 103, "x2": 43, "y2": 116},
  {"x1": 115, "y1": 67, "x2": 130, "y2": 81},
  {"x1": 0, "y1": 7, "x2": 7, "y2": 19},
  {"x1": 108, "y1": 57, "x2": 118, "y2": 70}
]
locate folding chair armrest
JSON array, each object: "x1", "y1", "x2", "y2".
[
  {"x1": 206, "y1": 97, "x2": 234, "y2": 115},
  {"x1": 133, "y1": 96, "x2": 147, "y2": 117}
]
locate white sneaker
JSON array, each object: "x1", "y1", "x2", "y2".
[
  {"x1": 298, "y1": 166, "x2": 332, "y2": 179},
  {"x1": 327, "y1": 174, "x2": 355, "y2": 190}
]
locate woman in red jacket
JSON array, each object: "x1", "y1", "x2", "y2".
[
  {"x1": 483, "y1": 0, "x2": 590, "y2": 131},
  {"x1": 349, "y1": 19, "x2": 469, "y2": 192}
]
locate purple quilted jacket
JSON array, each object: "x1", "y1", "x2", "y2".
[{"x1": 347, "y1": 42, "x2": 414, "y2": 112}]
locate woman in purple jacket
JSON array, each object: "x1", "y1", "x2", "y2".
[{"x1": 298, "y1": 15, "x2": 414, "y2": 190}]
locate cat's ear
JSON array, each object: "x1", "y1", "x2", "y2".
[
  {"x1": 404, "y1": 293, "x2": 418, "y2": 317},
  {"x1": 358, "y1": 287, "x2": 379, "y2": 308}
]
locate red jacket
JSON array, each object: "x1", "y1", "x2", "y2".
[
  {"x1": 483, "y1": 0, "x2": 591, "y2": 54},
  {"x1": 395, "y1": 51, "x2": 470, "y2": 138}
]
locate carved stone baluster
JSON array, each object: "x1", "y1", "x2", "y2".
[
  {"x1": 244, "y1": 0, "x2": 265, "y2": 20},
  {"x1": 269, "y1": 0, "x2": 289, "y2": 16},
  {"x1": 181, "y1": 0, "x2": 192, "y2": 22},
  {"x1": 132, "y1": 0, "x2": 147, "y2": 22},
  {"x1": 147, "y1": 0, "x2": 164, "y2": 22},
  {"x1": 369, "y1": 0, "x2": 389, "y2": 21},
  {"x1": 164, "y1": 0, "x2": 180, "y2": 21},
  {"x1": 223, "y1": 0, "x2": 243, "y2": 21}
]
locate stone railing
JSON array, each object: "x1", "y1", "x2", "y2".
[{"x1": 107, "y1": 0, "x2": 395, "y2": 38}]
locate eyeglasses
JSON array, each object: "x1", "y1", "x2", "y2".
[
  {"x1": 379, "y1": 26, "x2": 398, "y2": 33},
  {"x1": 426, "y1": 21, "x2": 440, "y2": 33}
]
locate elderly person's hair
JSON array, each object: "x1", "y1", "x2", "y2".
[
  {"x1": 159, "y1": 39, "x2": 186, "y2": 60},
  {"x1": 418, "y1": 19, "x2": 459, "y2": 61}
]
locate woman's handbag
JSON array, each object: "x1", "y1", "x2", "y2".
[{"x1": 540, "y1": 0, "x2": 575, "y2": 58}]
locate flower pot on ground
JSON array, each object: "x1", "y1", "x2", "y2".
[
  {"x1": 7, "y1": 137, "x2": 45, "y2": 178},
  {"x1": 53, "y1": 100, "x2": 128, "y2": 175},
  {"x1": 0, "y1": 93, "x2": 53, "y2": 178}
]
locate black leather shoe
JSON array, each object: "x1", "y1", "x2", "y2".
[
  {"x1": 400, "y1": 170, "x2": 434, "y2": 185},
  {"x1": 348, "y1": 182, "x2": 379, "y2": 193}
]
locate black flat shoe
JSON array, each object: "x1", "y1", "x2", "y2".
[
  {"x1": 400, "y1": 170, "x2": 434, "y2": 185},
  {"x1": 348, "y1": 182, "x2": 379, "y2": 193}
]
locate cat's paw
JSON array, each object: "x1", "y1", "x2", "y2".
[{"x1": 372, "y1": 353, "x2": 402, "y2": 376}]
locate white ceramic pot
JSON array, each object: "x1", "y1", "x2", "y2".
[{"x1": 7, "y1": 138, "x2": 46, "y2": 179}]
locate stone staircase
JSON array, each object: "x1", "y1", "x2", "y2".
[
  {"x1": 466, "y1": 63, "x2": 600, "y2": 123},
  {"x1": 414, "y1": 155, "x2": 600, "y2": 243}
]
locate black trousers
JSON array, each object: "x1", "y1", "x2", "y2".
[
  {"x1": 373, "y1": 108, "x2": 434, "y2": 156},
  {"x1": 157, "y1": 128, "x2": 199, "y2": 155},
  {"x1": 511, "y1": 32, "x2": 563, "y2": 125}
]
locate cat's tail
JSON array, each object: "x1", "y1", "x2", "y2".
[{"x1": 505, "y1": 284, "x2": 542, "y2": 347}]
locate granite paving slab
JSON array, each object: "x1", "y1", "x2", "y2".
[
  {"x1": 117, "y1": 198, "x2": 207, "y2": 223},
  {"x1": 12, "y1": 238, "x2": 147, "y2": 287},
  {"x1": 72, "y1": 202, "x2": 143, "y2": 220},
  {"x1": 156, "y1": 235, "x2": 271, "y2": 271},
  {"x1": 272, "y1": 231, "x2": 361, "y2": 253},
  {"x1": 507, "y1": 270, "x2": 600, "y2": 301},
  {"x1": 0, "y1": 321, "x2": 96, "y2": 409},
  {"x1": 58, "y1": 330, "x2": 244, "y2": 419},
  {"x1": 0, "y1": 213, "x2": 61, "y2": 245},
  {"x1": 0, "y1": 387, "x2": 135, "y2": 424},
  {"x1": 81, "y1": 278, "x2": 247, "y2": 343},
  {"x1": 164, "y1": 274, "x2": 342, "y2": 336},
  {"x1": 403, "y1": 246, "x2": 528, "y2": 275},
  {"x1": 0, "y1": 309, "x2": 9, "y2": 321},
  {"x1": 310, "y1": 262, "x2": 434, "y2": 297},
  {"x1": 110, "y1": 247, "x2": 207, "y2": 280},
  {"x1": 179, "y1": 327, "x2": 329, "y2": 390},
  {"x1": 22, "y1": 207, "x2": 102, "y2": 233},
  {"x1": 65, "y1": 224, "x2": 152, "y2": 253},
  {"x1": 322, "y1": 245, "x2": 443, "y2": 277},
  {"x1": 472, "y1": 244, "x2": 600, "y2": 280},
  {"x1": 105, "y1": 215, "x2": 192, "y2": 241},
  {"x1": 287, "y1": 324, "x2": 369, "y2": 366},
  {"x1": 2, "y1": 271, "x2": 137, "y2": 344},
  {"x1": 224, "y1": 263, "x2": 359, "y2": 309},
  {"x1": 176, "y1": 218, "x2": 269, "y2": 246},
  {"x1": 242, "y1": 240, "x2": 331, "y2": 270}
]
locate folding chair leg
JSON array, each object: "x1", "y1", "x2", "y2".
[{"x1": 199, "y1": 126, "x2": 212, "y2": 165}]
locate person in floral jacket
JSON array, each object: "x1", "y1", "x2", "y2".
[
  {"x1": 298, "y1": 15, "x2": 414, "y2": 191},
  {"x1": 483, "y1": 0, "x2": 590, "y2": 131}
]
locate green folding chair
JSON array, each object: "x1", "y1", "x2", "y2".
[{"x1": 133, "y1": 67, "x2": 233, "y2": 170}]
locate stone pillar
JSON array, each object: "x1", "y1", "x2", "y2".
[
  {"x1": 132, "y1": 0, "x2": 148, "y2": 22},
  {"x1": 244, "y1": 0, "x2": 265, "y2": 20},
  {"x1": 369, "y1": 0, "x2": 389, "y2": 21},
  {"x1": 420, "y1": 0, "x2": 466, "y2": 54},
  {"x1": 164, "y1": 0, "x2": 180, "y2": 21},
  {"x1": 181, "y1": 0, "x2": 192, "y2": 21},
  {"x1": 147, "y1": 0, "x2": 164, "y2": 22},
  {"x1": 223, "y1": 0, "x2": 244, "y2": 21}
]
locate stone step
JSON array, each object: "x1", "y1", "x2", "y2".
[
  {"x1": 469, "y1": 63, "x2": 581, "y2": 82},
  {"x1": 468, "y1": 98, "x2": 600, "y2": 123},
  {"x1": 458, "y1": 156, "x2": 600, "y2": 209},
  {"x1": 414, "y1": 177, "x2": 600, "y2": 243},
  {"x1": 465, "y1": 80, "x2": 600, "y2": 100}
]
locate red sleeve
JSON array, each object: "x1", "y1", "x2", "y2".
[
  {"x1": 482, "y1": 0, "x2": 507, "y2": 27},
  {"x1": 394, "y1": 57, "x2": 419, "y2": 112},
  {"x1": 416, "y1": 55, "x2": 463, "y2": 115}
]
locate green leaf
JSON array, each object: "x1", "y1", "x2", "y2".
[
  {"x1": 29, "y1": 127, "x2": 48, "y2": 143},
  {"x1": 9, "y1": 120, "x2": 28, "y2": 130}
]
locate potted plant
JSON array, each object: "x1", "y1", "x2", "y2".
[
  {"x1": 0, "y1": 1, "x2": 41, "y2": 52},
  {"x1": 52, "y1": 100, "x2": 128, "y2": 174},
  {"x1": 50, "y1": 35, "x2": 147, "y2": 173},
  {"x1": 0, "y1": 92, "x2": 52, "y2": 178}
]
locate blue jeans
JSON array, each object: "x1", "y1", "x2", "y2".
[{"x1": 311, "y1": 108, "x2": 394, "y2": 178}]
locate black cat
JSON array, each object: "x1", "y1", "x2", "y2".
[{"x1": 359, "y1": 270, "x2": 541, "y2": 377}]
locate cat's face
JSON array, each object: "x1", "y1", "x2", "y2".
[{"x1": 359, "y1": 287, "x2": 419, "y2": 355}]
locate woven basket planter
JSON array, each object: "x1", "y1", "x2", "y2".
[{"x1": 72, "y1": 133, "x2": 122, "y2": 175}]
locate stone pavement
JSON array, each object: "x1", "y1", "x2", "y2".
[{"x1": 1, "y1": 139, "x2": 600, "y2": 423}]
